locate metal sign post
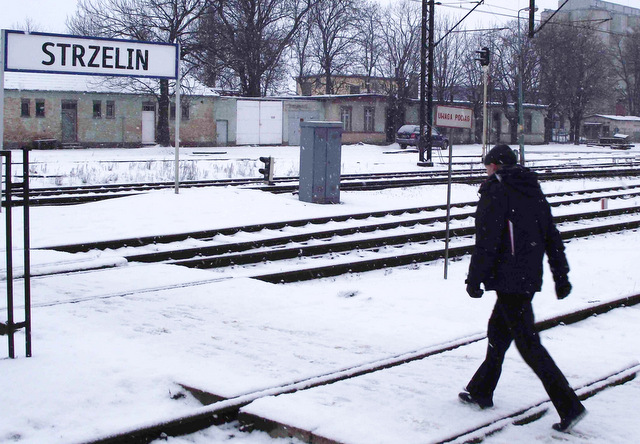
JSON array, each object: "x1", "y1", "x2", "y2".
[
  {"x1": 175, "y1": 45, "x2": 181, "y2": 194},
  {"x1": 1, "y1": 30, "x2": 5, "y2": 151},
  {"x1": 435, "y1": 105, "x2": 473, "y2": 279},
  {"x1": 0, "y1": 149, "x2": 32, "y2": 358}
]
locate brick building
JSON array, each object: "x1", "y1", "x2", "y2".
[
  {"x1": 296, "y1": 75, "x2": 402, "y2": 97},
  {"x1": 2, "y1": 72, "x2": 218, "y2": 148}
]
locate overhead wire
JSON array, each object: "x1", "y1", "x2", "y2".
[{"x1": 435, "y1": 2, "x2": 630, "y2": 37}]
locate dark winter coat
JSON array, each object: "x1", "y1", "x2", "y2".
[{"x1": 466, "y1": 165, "x2": 569, "y2": 294}]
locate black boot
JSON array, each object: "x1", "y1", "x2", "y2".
[
  {"x1": 552, "y1": 406, "x2": 587, "y2": 432},
  {"x1": 458, "y1": 390, "x2": 494, "y2": 409}
]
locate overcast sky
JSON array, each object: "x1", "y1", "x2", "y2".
[{"x1": 0, "y1": 0, "x2": 637, "y2": 35}]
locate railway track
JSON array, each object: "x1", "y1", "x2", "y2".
[
  {"x1": 5, "y1": 161, "x2": 640, "y2": 206},
  {"x1": 28, "y1": 184, "x2": 640, "y2": 287},
  {"x1": 5, "y1": 183, "x2": 635, "y2": 325},
  {"x1": 81, "y1": 292, "x2": 640, "y2": 444}
]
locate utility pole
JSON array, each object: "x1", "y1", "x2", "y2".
[
  {"x1": 482, "y1": 64, "x2": 489, "y2": 159},
  {"x1": 419, "y1": 0, "x2": 435, "y2": 167},
  {"x1": 418, "y1": 0, "x2": 482, "y2": 164},
  {"x1": 518, "y1": 5, "x2": 537, "y2": 165},
  {"x1": 419, "y1": 0, "x2": 427, "y2": 163},
  {"x1": 518, "y1": 7, "x2": 525, "y2": 165},
  {"x1": 426, "y1": 0, "x2": 435, "y2": 166}
]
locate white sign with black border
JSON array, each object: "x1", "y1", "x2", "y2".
[
  {"x1": 3, "y1": 30, "x2": 178, "y2": 78},
  {"x1": 435, "y1": 105, "x2": 473, "y2": 129}
]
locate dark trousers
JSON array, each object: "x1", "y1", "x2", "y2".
[{"x1": 466, "y1": 292, "x2": 583, "y2": 419}]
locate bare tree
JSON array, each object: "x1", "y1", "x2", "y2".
[
  {"x1": 378, "y1": 0, "x2": 421, "y2": 133},
  {"x1": 353, "y1": 0, "x2": 384, "y2": 90},
  {"x1": 536, "y1": 19, "x2": 613, "y2": 143},
  {"x1": 68, "y1": 0, "x2": 208, "y2": 146},
  {"x1": 291, "y1": 15, "x2": 315, "y2": 94},
  {"x1": 610, "y1": 26, "x2": 640, "y2": 116},
  {"x1": 433, "y1": 15, "x2": 466, "y2": 104},
  {"x1": 306, "y1": 0, "x2": 362, "y2": 94},
  {"x1": 197, "y1": 0, "x2": 313, "y2": 97},
  {"x1": 11, "y1": 18, "x2": 43, "y2": 32}
]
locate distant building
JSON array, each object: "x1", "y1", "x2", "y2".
[
  {"x1": 541, "y1": 0, "x2": 640, "y2": 46},
  {"x1": 541, "y1": 0, "x2": 640, "y2": 123},
  {"x1": 582, "y1": 114, "x2": 640, "y2": 142},
  {"x1": 296, "y1": 75, "x2": 412, "y2": 97}
]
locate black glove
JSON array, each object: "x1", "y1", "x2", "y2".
[
  {"x1": 466, "y1": 283, "x2": 484, "y2": 299},
  {"x1": 555, "y1": 278, "x2": 572, "y2": 300}
]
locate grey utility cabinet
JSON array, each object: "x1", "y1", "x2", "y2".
[{"x1": 299, "y1": 121, "x2": 343, "y2": 204}]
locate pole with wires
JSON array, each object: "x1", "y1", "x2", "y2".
[
  {"x1": 419, "y1": 0, "x2": 427, "y2": 163},
  {"x1": 425, "y1": 0, "x2": 435, "y2": 166},
  {"x1": 482, "y1": 64, "x2": 489, "y2": 159}
]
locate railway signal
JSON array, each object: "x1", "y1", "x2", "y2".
[
  {"x1": 475, "y1": 47, "x2": 490, "y2": 67},
  {"x1": 259, "y1": 156, "x2": 274, "y2": 184}
]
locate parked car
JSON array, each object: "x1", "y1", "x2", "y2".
[{"x1": 395, "y1": 125, "x2": 449, "y2": 150}]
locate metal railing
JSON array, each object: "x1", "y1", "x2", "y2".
[{"x1": 1, "y1": 148, "x2": 32, "y2": 358}]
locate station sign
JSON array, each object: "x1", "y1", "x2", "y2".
[
  {"x1": 435, "y1": 105, "x2": 473, "y2": 129},
  {"x1": 3, "y1": 30, "x2": 178, "y2": 79}
]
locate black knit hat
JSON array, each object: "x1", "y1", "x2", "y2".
[{"x1": 484, "y1": 144, "x2": 517, "y2": 166}]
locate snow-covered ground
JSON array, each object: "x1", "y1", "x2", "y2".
[
  {"x1": 1, "y1": 143, "x2": 640, "y2": 444},
  {"x1": 20, "y1": 142, "x2": 640, "y2": 188}
]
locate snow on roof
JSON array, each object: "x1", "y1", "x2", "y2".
[
  {"x1": 4, "y1": 71, "x2": 115, "y2": 93},
  {"x1": 3, "y1": 71, "x2": 219, "y2": 97},
  {"x1": 274, "y1": 93, "x2": 388, "y2": 100},
  {"x1": 590, "y1": 114, "x2": 640, "y2": 122}
]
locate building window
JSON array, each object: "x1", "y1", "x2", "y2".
[
  {"x1": 93, "y1": 101, "x2": 102, "y2": 118},
  {"x1": 35, "y1": 99, "x2": 45, "y2": 118},
  {"x1": 525, "y1": 113, "x2": 533, "y2": 133},
  {"x1": 62, "y1": 101, "x2": 77, "y2": 110},
  {"x1": 301, "y1": 82, "x2": 312, "y2": 96},
  {"x1": 364, "y1": 107, "x2": 375, "y2": 132},
  {"x1": 21, "y1": 99, "x2": 30, "y2": 117},
  {"x1": 142, "y1": 102, "x2": 155, "y2": 112},
  {"x1": 349, "y1": 85, "x2": 361, "y2": 95},
  {"x1": 106, "y1": 100, "x2": 115, "y2": 119},
  {"x1": 170, "y1": 103, "x2": 190, "y2": 120},
  {"x1": 340, "y1": 106, "x2": 352, "y2": 132}
]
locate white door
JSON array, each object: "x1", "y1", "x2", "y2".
[
  {"x1": 236, "y1": 100, "x2": 283, "y2": 145},
  {"x1": 236, "y1": 101, "x2": 260, "y2": 145},
  {"x1": 216, "y1": 120, "x2": 228, "y2": 146},
  {"x1": 141, "y1": 110, "x2": 155, "y2": 144},
  {"x1": 259, "y1": 101, "x2": 283, "y2": 145}
]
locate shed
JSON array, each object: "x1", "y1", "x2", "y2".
[{"x1": 582, "y1": 114, "x2": 640, "y2": 143}]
